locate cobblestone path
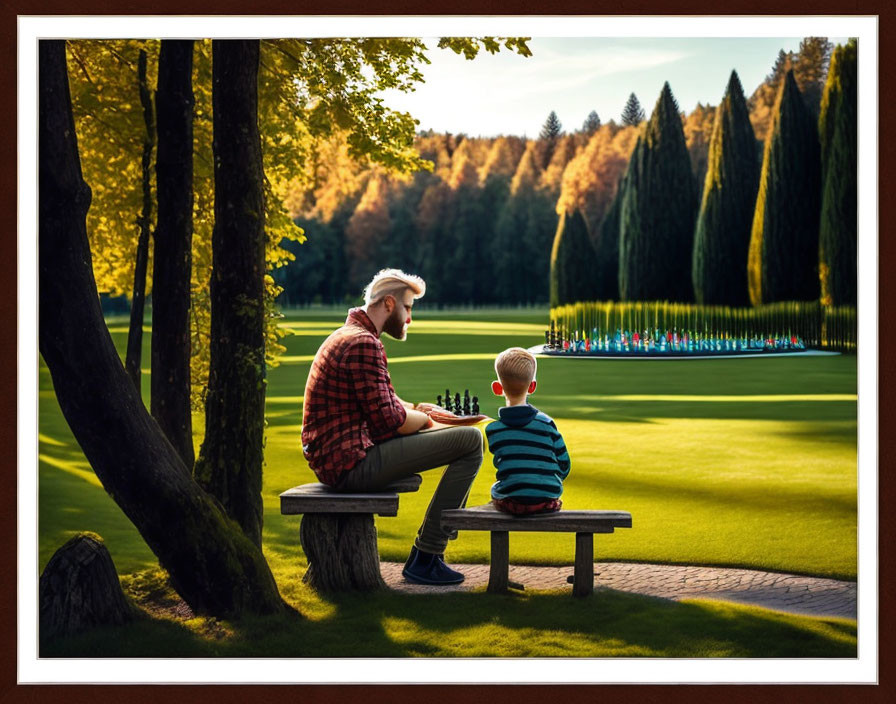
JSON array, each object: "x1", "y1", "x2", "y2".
[{"x1": 381, "y1": 561, "x2": 857, "y2": 620}]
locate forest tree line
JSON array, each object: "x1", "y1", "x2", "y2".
[{"x1": 272, "y1": 36, "x2": 855, "y2": 310}]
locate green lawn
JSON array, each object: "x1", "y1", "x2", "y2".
[
  {"x1": 36, "y1": 308, "x2": 858, "y2": 657},
  {"x1": 41, "y1": 576, "x2": 857, "y2": 658}
]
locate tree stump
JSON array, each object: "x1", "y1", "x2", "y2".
[
  {"x1": 39, "y1": 532, "x2": 135, "y2": 638},
  {"x1": 299, "y1": 513, "x2": 386, "y2": 592}
]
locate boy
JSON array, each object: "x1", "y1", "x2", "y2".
[{"x1": 485, "y1": 347, "x2": 571, "y2": 514}]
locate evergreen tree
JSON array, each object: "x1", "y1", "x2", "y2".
[
  {"x1": 449, "y1": 180, "x2": 487, "y2": 304},
  {"x1": 748, "y1": 49, "x2": 794, "y2": 143},
  {"x1": 383, "y1": 169, "x2": 430, "y2": 275},
  {"x1": 692, "y1": 70, "x2": 760, "y2": 305},
  {"x1": 582, "y1": 110, "x2": 601, "y2": 134},
  {"x1": 793, "y1": 37, "x2": 834, "y2": 119},
  {"x1": 539, "y1": 110, "x2": 563, "y2": 140},
  {"x1": 594, "y1": 175, "x2": 624, "y2": 301},
  {"x1": 273, "y1": 218, "x2": 330, "y2": 305},
  {"x1": 818, "y1": 39, "x2": 857, "y2": 305},
  {"x1": 539, "y1": 133, "x2": 576, "y2": 196},
  {"x1": 550, "y1": 208, "x2": 601, "y2": 307},
  {"x1": 619, "y1": 83, "x2": 698, "y2": 302},
  {"x1": 682, "y1": 102, "x2": 717, "y2": 193},
  {"x1": 747, "y1": 70, "x2": 822, "y2": 304},
  {"x1": 555, "y1": 123, "x2": 639, "y2": 242},
  {"x1": 767, "y1": 49, "x2": 794, "y2": 92},
  {"x1": 538, "y1": 111, "x2": 563, "y2": 169},
  {"x1": 476, "y1": 170, "x2": 512, "y2": 303},
  {"x1": 493, "y1": 144, "x2": 555, "y2": 304},
  {"x1": 522, "y1": 193, "x2": 558, "y2": 304},
  {"x1": 621, "y1": 93, "x2": 645, "y2": 126},
  {"x1": 493, "y1": 145, "x2": 536, "y2": 303},
  {"x1": 415, "y1": 181, "x2": 456, "y2": 305},
  {"x1": 344, "y1": 175, "x2": 392, "y2": 293}
]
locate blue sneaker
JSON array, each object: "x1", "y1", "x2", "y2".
[{"x1": 402, "y1": 546, "x2": 465, "y2": 585}]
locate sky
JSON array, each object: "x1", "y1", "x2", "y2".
[{"x1": 380, "y1": 37, "x2": 849, "y2": 138}]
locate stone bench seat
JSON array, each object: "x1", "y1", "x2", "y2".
[{"x1": 441, "y1": 504, "x2": 632, "y2": 597}]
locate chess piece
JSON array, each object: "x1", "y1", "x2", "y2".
[
  {"x1": 436, "y1": 394, "x2": 442, "y2": 408},
  {"x1": 463, "y1": 389, "x2": 471, "y2": 416},
  {"x1": 471, "y1": 396, "x2": 479, "y2": 415},
  {"x1": 454, "y1": 392, "x2": 461, "y2": 415},
  {"x1": 445, "y1": 389, "x2": 452, "y2": 410}
]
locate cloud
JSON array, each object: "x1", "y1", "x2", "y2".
[{"x1": 525, "y1": 42, "x2": 693, "y2": 78}]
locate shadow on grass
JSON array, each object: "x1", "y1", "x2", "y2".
[
  {"x1": 40, "y1": 585, "x2": 857, "y2": 659},
  {"x1": 770, "y1": 423, "x2": 858, "y2": 446},
  {"x1": 573, "y1": 467, "x2": 857, "y2": 515},
  {"x1": 542, "y1": 400, "x2": 858, "y2": 425}
]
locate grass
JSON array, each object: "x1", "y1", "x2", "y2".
[
  {"x1": 36, "y1": 307, "x2": 858, "y2": 657},
  {"x1": 40, "y1": 568, "x2": 857, "y2": 658}
]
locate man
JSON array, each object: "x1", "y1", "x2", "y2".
[{"x1": 301, "y1": 268, "x2": 483, "y2": 585}]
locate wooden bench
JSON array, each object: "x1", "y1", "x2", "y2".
[
  {"x1": 441, "y1": 504, "x2": 632, "y2": 597},
  {"x1": 280, "y1": 474, "x2": 422, "y2": 592}
]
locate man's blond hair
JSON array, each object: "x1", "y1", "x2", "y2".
[
  {"x1": 495, "y1": 347, "x2": 537, "y2": 396},
  {"x1": 363, "y1": 268, "x2": 426, "y2": 306}
]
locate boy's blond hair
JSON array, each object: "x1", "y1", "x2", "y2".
[
  {"x1": 495, "y1": 347, "x2": 537, "y2": 396},
  {"x1": 363, "y1": 268, "x2": 426, "y2": 306}
]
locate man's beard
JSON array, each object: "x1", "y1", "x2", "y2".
[{"x1": 383, "y1": 307, "x2": 407, "y2": 340}]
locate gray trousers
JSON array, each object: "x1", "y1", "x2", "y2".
[{"x1": 338, "y1": 426, "x2": 483, "y2": 554}]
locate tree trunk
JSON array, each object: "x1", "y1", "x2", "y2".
[
  {"x1": 39, "y1": 39, "x2": 284, "y2": 618},
  {"x1": 152, "y1": 39, "x2": 195, "y2": 467},
  {"x1": 194, "y1": 41, "x2": 266, "y2": 548},
  {"x1": 299, "y1": 514, "x2": 387, "y2": 591},
  {"x1": 40, "y1": 532, "x2": 136, "y2": 639},
  {"x1": 124, "y1": 49, "x2": 154, "y2": 391}
]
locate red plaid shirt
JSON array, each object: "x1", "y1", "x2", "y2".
[{"x1": 301, "y1": 308, "x2": 407, "y2": 485}]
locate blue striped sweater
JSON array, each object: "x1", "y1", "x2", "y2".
[{"x1": 485, "y1": 404, "x2": 570, "y2": 503}]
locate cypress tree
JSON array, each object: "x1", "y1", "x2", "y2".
[
  {"x1": 692, "y1": 70, "x2": 760, "y2": 305},
  {"x1": 619, "y1": 83, "x2": 698, "y2": 302},
  {"x1": 747, "y1": 70, "x2": 822, "y2": 304},
  {"x1": 818, "y1": 39, "x2": 857, "y2": 305},
  {"x1": 594, "y1": 175, "x2": 624, "y2": 301},
  {"x1": 550, "y1": 208, "x2": 601, "y2": 307},
  {"x1": 621, "y1": 93, "x2": 645, "y2": 126}
]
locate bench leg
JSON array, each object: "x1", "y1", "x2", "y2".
[
  {"x1": 573, "y1": 532, "x2": 594, "y2": 597},
  {"x1": 488, "y1": 531, "x2": 510, "y2": 593},
  {"x1": 299, "y1": 513, "x2": 386, "y2": 592}
]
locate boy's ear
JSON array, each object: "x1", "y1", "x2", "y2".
[
  {"x1": 491, "y1": 381, "x2": 503, "y2": 396},
  {"x1": 528, "y1": 380, "x2": 537, "y2": 394}
]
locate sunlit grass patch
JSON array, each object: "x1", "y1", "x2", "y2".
[
  {"x1": 36, "y1": 313, "x2": 859, "y2": 657},
  {"x1": 40, "y1": 578, "x2": 857, "y2": 658}
]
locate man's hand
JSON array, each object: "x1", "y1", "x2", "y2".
[
  {"x1": 413, "y1": 402, "x2": 440, "y2": 414},
  {"x1": 396, "y1": 408, "x2": 432, "y2": 435}
]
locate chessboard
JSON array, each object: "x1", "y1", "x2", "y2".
[{"x1": 415, "y1": 388, "x2": 489, "y2": 427}]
